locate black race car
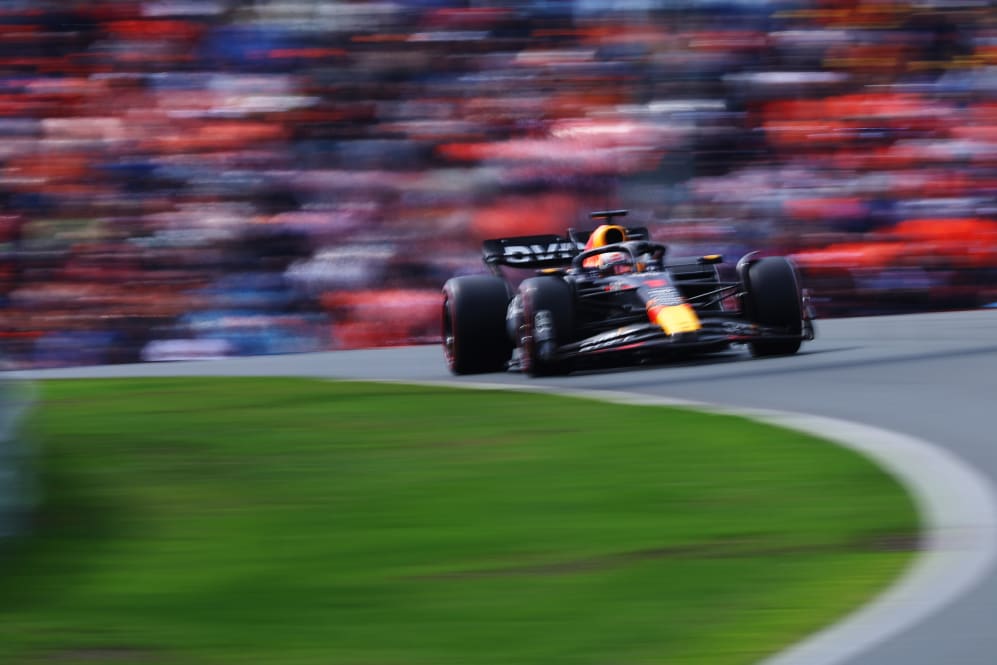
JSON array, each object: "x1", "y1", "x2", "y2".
[{"x1": 442, "y1": 210, "x2": 815, "y2": 376}]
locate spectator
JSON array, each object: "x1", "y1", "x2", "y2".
[{"x1": 0, "y1": 0, "x2": 994, "y2": 368}]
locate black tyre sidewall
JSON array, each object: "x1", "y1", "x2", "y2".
[
  {"x1": 744, "y1": 257, "x2": 803, "y2": 357},
  {"x1": 442, "y1": 275, "x2": 512, "y2": 374}
]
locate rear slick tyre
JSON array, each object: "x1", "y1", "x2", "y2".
[{"x1": 442, "y1": 275, "x2": 512, "y2": 374}]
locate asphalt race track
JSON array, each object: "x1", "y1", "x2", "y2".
[{"x1": 8, "y1": 309, "x2": 997, "y2": 665}]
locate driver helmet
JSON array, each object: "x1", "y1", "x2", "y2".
[
  {"x1": 585, "y1": 224, "x2": 627, "y2": 251},
  {"x1": 597, "y1": 251, "x2": 632, "y2": 276},
  {"x1": 583, "y1": 224, "x2": 628, "y2": 270}
]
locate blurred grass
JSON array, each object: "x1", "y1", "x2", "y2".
[{"x1": 1, "y1": 377, "x2": 916, "y2": 665}]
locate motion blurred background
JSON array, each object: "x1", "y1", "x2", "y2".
[{"x1": 0, "y1": 0, "x2": 993, "y2": 369}]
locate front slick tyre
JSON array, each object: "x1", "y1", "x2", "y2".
[
  {"x1": 519, "y1": 276, "x2": 574, "y2": 377},
  {"x1": 442, "y1": 275, "x2": 512, "y2": 374},
  {"x1": 744, "y1": 257, "x2": 804, "y2": 357}
]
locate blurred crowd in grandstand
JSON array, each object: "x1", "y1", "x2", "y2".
[{"x1": 0, "y1": 0, "x2": 994, "y2": 368}]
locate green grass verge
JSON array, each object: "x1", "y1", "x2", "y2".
[{"x1": 1, "y1": 377, "x2": 917, "y2": 665}]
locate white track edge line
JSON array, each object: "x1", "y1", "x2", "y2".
[{"x1": 374, "y1": 378, "x2": 997, "y2": 665}]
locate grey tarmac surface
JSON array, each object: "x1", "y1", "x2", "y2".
[{"x1": 7, "y1": 308, "x2": 997, "y2": 665}]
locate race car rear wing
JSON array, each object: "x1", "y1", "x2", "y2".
[
  {"x1": 483, "y1": 234, "x2": 582, "y2": 269},
  {"x1": 483, "y1": 226, "x2": 651, "y2": 269}
]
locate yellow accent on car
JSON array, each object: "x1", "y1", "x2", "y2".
[{"x1": 654, "y1": 304, "x2": 701, "y2": 335}]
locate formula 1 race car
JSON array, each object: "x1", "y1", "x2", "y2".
[{"x1": 442, "y1": 210, "x2": 815, "y2": 376}]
